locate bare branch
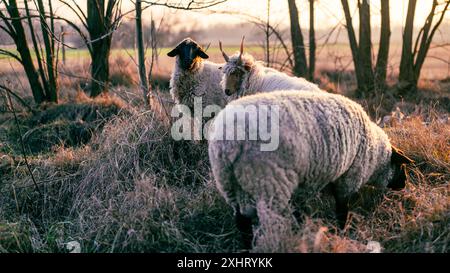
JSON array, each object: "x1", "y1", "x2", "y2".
[
  {"x1": 0, "y1": 48, "x2": 22, "y2": 63},
  {"x1": 141, "y1": 0, "x2": 226, "y2": 10},
  {"x1": 0, "y1": 84, "x2": 34, "y2": 113},
  {"x1": 58, "y1": 0, "x2": 89, "y2": 30}
]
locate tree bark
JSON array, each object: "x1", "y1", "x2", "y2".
[
  {"x1": 341, "y1": 0, "x2": 364, "y2": 92},
  {"x1": 265, "y1": 0, "x2": 271, "y2": 66},
  {"x1": 90, "y1": 40, "x2": 111, "y2": 97},
  {"x1": 24, "y1": 0, "x2": 50, "y2": 97},
  {"x1": 36, "y1": 0, "x2": 58, "y2": 103},
  {"x1": 61, "y1": 26, "x2": 66, "y2": 65},
  {"x1": 399, "y1": 0, "x2": 417, "y2": 88},
  {"x1": 414, "y1": 0, "x2": 449, "y2": 83},
  {"x1": 375, "y1": 0, "x2": 391, "y2": 89},
  {"x1": 308, "y1": 0, "x2": 315, "y2": 82},
  {"x1": 87, "y1": 0, "x2": 113, "y2": 97},
  {"x1": 413, "y1": 1, "x2": 437, "y2": 84},
  {"x1": 135, "y1": 0, "x2": 150, "y2": 105},
  {"x1": 357, "y1": 0, "x2": 374, "y2": 95},
  {"x1": 288, "y1": 0, "x2": 308, "y2": 77},
  {"x1": 398, "y1": 0, "x2": 449, "y2": 92},
  {"x1": 6, "y1": 0, "x2": 46, "y2": 104}
]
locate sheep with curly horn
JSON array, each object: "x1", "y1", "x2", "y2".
[{"x1": 219, "y1": 37, "x2": 323, "y2": 101}]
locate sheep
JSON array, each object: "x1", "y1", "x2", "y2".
[
  {"x1": 167, "y1": 38, "x2": 227, "y2": 111},
  {"x1": 218, "y1": 38, "x2": 323, "y2": 102},
  {"x1": 208, "y1": 90, "x2": 414, "y2": 249}
]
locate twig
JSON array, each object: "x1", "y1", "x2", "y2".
[
  {"x1": 0, "y1": 84, "x2": 35, "y2": 113},
  {"x1": 4, "y1": 88, "x2": 43, "y2": 198}
]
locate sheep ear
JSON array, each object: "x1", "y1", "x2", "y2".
[
  {"x1": 391, "y1": 146, "x2": 414, "y2": 165},
  {"x1": 197, "y1": 49, "x2": 209, "y2": 59},
  {"x1": 167, "y1": 47, "x2": 179, "y2": 57}
]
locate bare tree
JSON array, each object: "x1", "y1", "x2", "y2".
[
  {"x1": 266, "y1": 0, "x2": 271, "y2": 66},
  {"x1": 287, "y1": 0, "x2": 307, "y2": 77},
  {"x1": 86, "y1": 0, "x2": 122, "y2": 97},
  {"x1": 286, "y1": 0, "x2": 317, "y2": 80},
  {"x1": 399, "y1": 0, "x2": 450, "y2": 92},
  {"x1": 398, "y1": 0, "x2": 417, "y2": 91},
  {"x1": 308, "y1": 0, "x2": 316, "y2": 81},
  {"x1": 0, "y1": 0, "x2": 59, "y2": 104},
  {"x1": 135, "y1": 0, "x2": 149, "y2": 105},
  {"x1": 341, "y1": 0, "x2": 391, "y2": 96},
  {"x1": 58, "y1": 0, "x2": 123, "y2": 97},
  {"x1": 375, "y1": 0, "x2": 391, "y2": 88},
  {"x1": 61, "y1": 26, "x2": 66, "y2": 64},
  {"x1": 357, "y1": 0, "x2": 374, "y2": 90},
  {"x1": 60, "y1": 0, "x2": 226, "y2": 97}
]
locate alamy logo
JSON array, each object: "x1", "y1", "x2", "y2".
[{"x1": 171, "y1": 96, "x2": 280, "y2": 151}]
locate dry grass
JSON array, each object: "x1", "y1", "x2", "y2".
[
  {"x1": 3, "y1": 92, "x2": 128, "y2": 155},
  {"x1": 0, "y1": 61, "x2": 448, "y2": 252},
  {"x1": 0, "y1": 108, "x2": 242, "y2": 253},
  {"x1": 0, "y1": 103, "x2": 447, "y2": 253}
]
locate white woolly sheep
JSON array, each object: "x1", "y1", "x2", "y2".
[
  {"x1": 218, "y1": 38, "x2": 323, "y2": 102},
  {"x1": 208, "y1": 90, "x2": 413, "y2": 249},
  {"x1": 168, "y1": 38, "x2": 227, "y2": 111}
]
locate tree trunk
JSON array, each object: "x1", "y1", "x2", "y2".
[
  {"x1": 288, "y1": 0, "x2": 308, "y2": 77},
  {"x1": 15, "y1": 43, "x2": 45, "y2": 104},
  {"x1": 24, "y1": 0, "x2": 50, "y2": 97},
  {"x1": 413, "y1": 0, "x2": 449, "y2": 84},
  {"x1": 413, "y1": 1, "x2": 437, "y2": 84},
  {"x1": 341, "y1": 0, "x2": 364, "y2": 92},
  {"x1": 90, "y1": 40, "x2": 111, "y2": 97},
  {"x1": 308, "y1": 0, "x2": 316, "y2": 82},
  {"x1": 265, "y1": 0, "x2": 271, "y2": 66},
  {"x1": 135, "y1": 0, "x2": 150, "y2": 105},
  {"x1": 36, "y1": 0, "x2": 58, "y2": 103},
  {"x1": 357, "y1": 0, "x2": 374, "y2": 95},
  {"x1": 399, "y1": 0, "x2": 417, "y2": 89},
  {"x1": 6, "y1": 0, "x2": 46, "y2": 104},
  {"x1": 61, "y1": 26, "x2": 66, "y2": 65},
  {"x1": 87, "y1": 0, "x2": 111, "y2": 97},
  {"x1": 398, "y1": 0, "x2": 449, "y2": 92},
  {"x1": 375, "y1": 0, "x2": 391, "y2": 89}
]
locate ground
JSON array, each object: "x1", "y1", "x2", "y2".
[{"x1": 0, "y1": 48, "x2": 449, "y2": 253}]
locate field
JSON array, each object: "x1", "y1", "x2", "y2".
[{"x1": 0, "y1": 44, "x2": 449, "y2": 253}]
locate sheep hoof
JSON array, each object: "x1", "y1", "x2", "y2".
[
  {"x1": 332, "y1": 185, "x2": 349, "y2": 230},
  {"x1": 235, "y1": 212, "x2": 253, "y2": 249}
]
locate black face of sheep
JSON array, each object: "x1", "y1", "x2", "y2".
[
  {"x1": 388, "y1": 146, "x2": 414, "y2": 190},
  {"x1": 167, "y1": 38, "x2": 209, "y2": 71},
  {"x1": 331, "y1": 146, "x2": 414, "y2": 230},
  {"x1": 234, "y1": 207, "x2": 254, "y2": 250}
]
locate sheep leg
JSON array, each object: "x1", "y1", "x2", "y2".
[
  {"x1": 234, "y1": 207, "x2": 253, "y2": 249},
  {"x1": 331, "y1": 184, "x2": 349, "y2": 229}
]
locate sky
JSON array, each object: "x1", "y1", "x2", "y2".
[
  {"x1": 52, "y1": 0, "x2": 449, "y2": 30},
  {"x1": 190, "y1": 0, "x2": 447, "y2": 28}
]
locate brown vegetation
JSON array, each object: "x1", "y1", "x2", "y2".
[
  {"x1": 0, "y1": 79, "x2": 448, "y2": 252},
  {"x1": 0, "y1": 0, "x2": 448, "y2": 253}
]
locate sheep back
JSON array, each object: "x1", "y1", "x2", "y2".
[{"x1": 208, "y1": 90, "x2": 392, "y2": 215}]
